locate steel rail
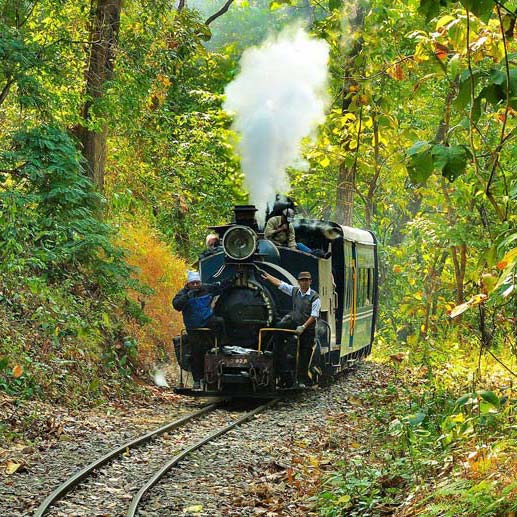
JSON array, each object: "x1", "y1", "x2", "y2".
[
  {"x1": 127, "y1": 398, "x2": 280, "y2": 517},
  {"x1": 34, "y1": 401, "x2": 225, "y2": 517}
]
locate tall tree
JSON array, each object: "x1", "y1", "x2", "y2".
[
  {"x1": 334, "y1": 1, "x2": 366, "y2": 225},
  {"x1": 78, "y1": 0, "x2": 122, "y2": 191}
]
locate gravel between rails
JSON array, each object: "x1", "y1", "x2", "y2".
[
  {"x1": 0, "y1": 395, "x2": 208, "y2": 516},
  {"x1": 46, "y1": 403, "x2": 259, "y2": 517},
  {"x1": 1, "y1": 361, "x2": 388, "y2": 516}
]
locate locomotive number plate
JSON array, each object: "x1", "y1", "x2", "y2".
[{"x1": 225, "y1": 357, "x2": 248, "y2": 366}]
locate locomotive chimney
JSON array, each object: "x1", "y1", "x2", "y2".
[{"x1": 233, "y1": 205, "x2": 259, "y2": 231}]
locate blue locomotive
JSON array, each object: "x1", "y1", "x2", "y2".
[{"x1": 174, "y1": 204, "x2": 378, "y2": 396}]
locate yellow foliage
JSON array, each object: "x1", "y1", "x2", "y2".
[{"x1": 118, "y1": 221, "x2": 187, "y2": 368}]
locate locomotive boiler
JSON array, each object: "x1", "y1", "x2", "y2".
[{"x1": 174, "y1": 204, "x2": 378, "y2": 396}]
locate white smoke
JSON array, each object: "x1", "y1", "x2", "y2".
[
  {"x1": 223, "y1": 27, "x2": 330, "y2": 221},
  {"x1": 153, "y1": 369, "x2": 169, "y2": 388}
]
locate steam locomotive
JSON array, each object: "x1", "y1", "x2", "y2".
[{"x1": 174, "y1": 204, "x2": 378, "y2": 396}]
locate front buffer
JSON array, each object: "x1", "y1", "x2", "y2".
[{"x1": 204, "y1": 347, "x2": 275, "y2": 395}]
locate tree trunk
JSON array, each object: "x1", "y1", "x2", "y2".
[
  {"x1": 438, "y1": 85, "x2": 467, "y2": 306},
  {"x1": 336, "y1": 162, "x2": 356, "y2": 226},
  {"x1": 78, "y1": 0, "x2": 122, "y2": 191},
  {"x1": 333, "y1": 4, "x2": 365, "y2": 226}
]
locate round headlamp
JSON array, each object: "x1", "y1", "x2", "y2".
[{"x1": 223, "y1": 225, "x2": 257, "y2": 261}]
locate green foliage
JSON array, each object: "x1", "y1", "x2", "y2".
[
  {"x1": 317, "y1": 366, "x2": 517, "y2": 516},
  {"x1": 407, "y1": 141, "x2": 472, "y2": 182},
  {"x1": 0, "y1": 270, "x2": 144, "y2": 404},
  {"x1": 0, "y1": 125, "x2": 132, "y2": 291},
  {"x1": 419, "y1": 0, "x2": 495, "y2": 23}
]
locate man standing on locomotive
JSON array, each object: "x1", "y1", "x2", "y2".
[
  {"x1": 172, "y1": 271, "x2": 232, "y2": 390},
  {"x1": 261, "y1": 270, "x2": 320, "y2": 386}
]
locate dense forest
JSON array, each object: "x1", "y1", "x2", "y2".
[{"x1": 1, "y1": 0, "x2": 517, "y2": 514}]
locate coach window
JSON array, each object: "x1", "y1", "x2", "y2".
[
  {"x1": 357, "y1": 268, "x2": 365, "y2": 307},
  {"x1": 366, "y1": 268, "x2": 373, "y2": 305}
]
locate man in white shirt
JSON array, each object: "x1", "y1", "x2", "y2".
[{"x1": 261, "y1": 271, "x2": 320, "y2": 384}]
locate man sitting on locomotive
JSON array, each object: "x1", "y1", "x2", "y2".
[
  {"x1": 199, "y1": 233, "x2": 222, "y2": 259},
  {"x1": 261, "y1": 270, "x2": 320, "y2": 386},
  {"x1": 264, "y1": 208, "x2": 312, "y2": 253},
  {"x1": 172, "y1": 271, "x2": 232, "y2": 390}
]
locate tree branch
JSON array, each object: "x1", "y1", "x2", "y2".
[
  {"x1": 466, "y1": 7, "x2": 506, "y2": 222},
  {"x1": 18, "y1": 1, "x2": 39, "y2": 29},
  {"x1": 0, "y1": 78, "x2": 15, "y2": 108},
  {"x1": 205, "y1": 0, "x2": 234, "y2": 26}
]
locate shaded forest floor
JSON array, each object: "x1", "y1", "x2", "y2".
[{"x1": 1, "y1": 360, "x2": 517, "y2": 516}]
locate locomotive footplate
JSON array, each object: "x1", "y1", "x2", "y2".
[{"x1": 204, "y1": 348, "x2": 274, "y2": 393}]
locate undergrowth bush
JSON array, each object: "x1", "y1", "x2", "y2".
[
  {"x1": 117, "y1": 220, "x2": 187, "y2": 369},
  {"x1": 0, "y1": 125, "x2": 148, "y2": 405},
  {"x1": 0, "y1": 125, "x2": 132, "y2": 292},
  {"x1": 316, "y1": 357, "x2": 517, "y2": 516},
  {"x1": 0, "y1": 272, "x2": 139, "y2": 404}
]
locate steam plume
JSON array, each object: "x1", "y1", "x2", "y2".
[
  {"x1": 153, "y1": 369, "x2": 169, "y2": 388},
  {"x1": 223, "y1": 27, "x2": 329, "y2": 221}
]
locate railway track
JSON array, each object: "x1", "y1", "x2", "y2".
[{"x1": 34, "y1": 398, "x2": 279, "y2": 517}]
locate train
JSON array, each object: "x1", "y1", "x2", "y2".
[{"x1": 173, "y1": 203, "x2": 378, "y2": 397}]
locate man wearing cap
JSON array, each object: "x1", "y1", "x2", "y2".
[
  {"x1": 172, "y1": 271, "x2": 232, "y2": 389},
  {"x1": 264, "y1": 208, "x2": 312, "y2": 253},
  {"x1": 261, "y1": 270, "x2": 320, "y2": 385}
]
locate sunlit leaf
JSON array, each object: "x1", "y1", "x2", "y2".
[
  {"x1": 469, "y1": 293, "x2": 487, "y2": 306},
  {"x1": 12, "y1": 364, "x2": 23, "y2": 378},
  {"x1": 184, "y1": 505, "x2": 203, "y2": 514},
  {"x1": 319, "y1": 156, "x2": 330, "y2": 167},
  {"x1": 499, "y1": 248, "x2": 517, "y2": 269},
  {"x1": 449, "y1": 302, "x2": 470, "y2": 318},
  {"x1": 270, "y1": 0, "x2": 293, "y2": 10}
]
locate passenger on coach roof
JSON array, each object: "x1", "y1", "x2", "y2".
[
  {"x1": 172, "y1": 271, "x2": 232, "y2": 390},
  {"x1": 261, "y1": 270, "x2": 320, "y2": 386},
  {"x1": 264, "y1": 207, "x2": 312, "y2": 253}
]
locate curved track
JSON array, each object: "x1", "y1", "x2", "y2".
[
  {"x1": 127, "y1": 398, "x2": 278, "y2": 516},
  {"x1": 35, "y1": 398, "x2": 278, "y2": 517}
]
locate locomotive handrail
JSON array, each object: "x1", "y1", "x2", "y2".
[{"x1": 257, "y1": 327, "x2": 300, "y2": 384}]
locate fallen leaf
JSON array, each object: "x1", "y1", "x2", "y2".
[
  {"x1": 5, "y1": 460, "x2": 23, "y2": 475},
  {"x1": 389, "y1": 352, "x2": 406, "y2": 363},
  {"x1": 184, "y1": 505, "x2": 203, "y2": 514}
]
